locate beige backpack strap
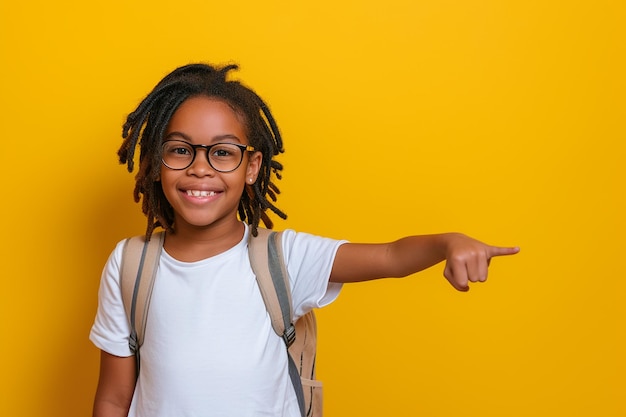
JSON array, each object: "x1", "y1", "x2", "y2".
[
  {"x1": 249, "y1": 228, "x2": 307, "y2": 416},
  {"x1": 292, "y1": 313, "x2": 322, "y2": 417},
  {"x1": 120, "y1": 231, "x2": 165, "y2": 356},
  {"x1": 248, "y1": 228, "x2": 295, "y2": 345}
]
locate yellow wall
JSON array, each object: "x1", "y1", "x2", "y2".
[{"x1": 1, "y1": 1, "x2": 624, "y2": 416}]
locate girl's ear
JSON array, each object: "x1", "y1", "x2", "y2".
[{"x1": 246, "y1": 151, "x2": 263, "y2": 184}]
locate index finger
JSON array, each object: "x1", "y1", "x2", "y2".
[{"x1": 488, "y1": 246, "x2": 520, "y2": 258}]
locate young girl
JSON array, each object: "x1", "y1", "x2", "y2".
[{"x1": 90, "y1": 63, "x2": 519, "y2": 417}]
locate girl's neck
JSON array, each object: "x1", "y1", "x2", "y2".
[{"x1": 163, "y1": 221, "x2": 246, "y2": 262}]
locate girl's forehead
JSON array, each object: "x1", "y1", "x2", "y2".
[
  {"x1": 174, "y1": 96, "x2": 239, "y2": 117},
  {"x1": 167, "y1": 96, "x2": 248, "y2": 142}
]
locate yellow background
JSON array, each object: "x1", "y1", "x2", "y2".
[{"x1": 1, "y1": 0, "x2": 624, "y2": 416}]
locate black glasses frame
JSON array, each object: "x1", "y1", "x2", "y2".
[{"x1": 161, "y1": 140, "x2": 255, "y2": 172}]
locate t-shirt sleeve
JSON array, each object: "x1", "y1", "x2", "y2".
[
  {"x1": 280, "y1": 229, "x2": 347, "y2": 319},
  {"x1": 89, "y1": 240, "x2": 134, "y2": 357}
]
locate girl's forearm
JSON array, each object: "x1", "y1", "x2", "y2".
[{"x1": 384, "y1": 233, "x2": 457, "y2": 277}]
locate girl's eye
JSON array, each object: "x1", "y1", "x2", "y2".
[
  {"x1": 173, "y1": 147, "x2": 192, "y2": 155},
  {"x1": 164, "y1": 143, "x2": 192, "y2": 156},
  {"x1": 213, "y1": 149, "x2": 232, "y2": 157},
  {"x1": 211, "y1": 145, "x2": 238, "y2": 159}
]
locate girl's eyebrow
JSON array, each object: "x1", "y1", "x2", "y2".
[
  {"x1": 164, "y1": 131, "x2": 243, "y2": 143},
  {"x1": 164, "y1": 131, "x2": 192, "y2": 141}
]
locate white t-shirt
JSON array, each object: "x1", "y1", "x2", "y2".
[{"x1": 90, "y1": 225, "x2": 345, "y2": 417}]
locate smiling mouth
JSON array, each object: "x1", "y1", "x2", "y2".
[{"x1": 186, "y1": 190, "x2": 217, "y2": 197}]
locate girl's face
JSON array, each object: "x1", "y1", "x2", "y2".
[{"x1": 159, "y1": 95, "x2": 262, "y2": 233}]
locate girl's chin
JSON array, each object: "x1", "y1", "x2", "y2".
[{"x1": 173, "y1": 216, "x2": 241, "y2": 232}]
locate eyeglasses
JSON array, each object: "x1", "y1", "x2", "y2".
[{"x1": 161, "y1": 140, "x2": 255, "y2": 172}]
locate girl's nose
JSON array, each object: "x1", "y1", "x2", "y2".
[{"x1": 187, "y1": 149, "x2": 216, "y2": 176}]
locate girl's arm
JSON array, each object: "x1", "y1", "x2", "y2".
[
  {"x1": 329, "y1": 233, "x2": 519, "y2": 290},
  {"x1": 93, "y1": 351, "x2": 136, "y2": 417}
]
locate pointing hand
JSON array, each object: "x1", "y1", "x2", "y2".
[{"x1": 442, "y1": 234, "x2": 520, "y2": 291}]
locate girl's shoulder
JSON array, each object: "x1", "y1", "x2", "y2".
[
  {"x1": 277, "y1": 228, "x2": 348, "y2": 264},
  {"x1": 104, "y1": 237, "x2": 131, "y2": 271}
]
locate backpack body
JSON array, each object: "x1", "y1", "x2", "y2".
[{"x1": 120, "y1": 228, "x2": 322, "y2": 417}]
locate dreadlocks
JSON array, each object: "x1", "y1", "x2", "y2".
[{"x1": 117, "y1": 63, "x2": 287, "y2": 239}]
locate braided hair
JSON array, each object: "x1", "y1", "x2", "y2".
[{"x1": 117, "y1": 63, "x2": 286, "y2": 239}]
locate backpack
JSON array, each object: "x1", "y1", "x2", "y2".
[{"x1": 119, "y1": 228, "x2": 322, "y2": 417}]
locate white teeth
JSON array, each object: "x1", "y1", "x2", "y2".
[{"x1": 186, "y1": 190, "x2": 216, "y2": 197}]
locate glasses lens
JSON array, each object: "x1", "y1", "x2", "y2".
[
  {"x1": 162, "y1": 141, "x2": 194, "y2": 170},
  {"x1": 208, "y1": 143, "x2": 244, "y2": 172}
]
